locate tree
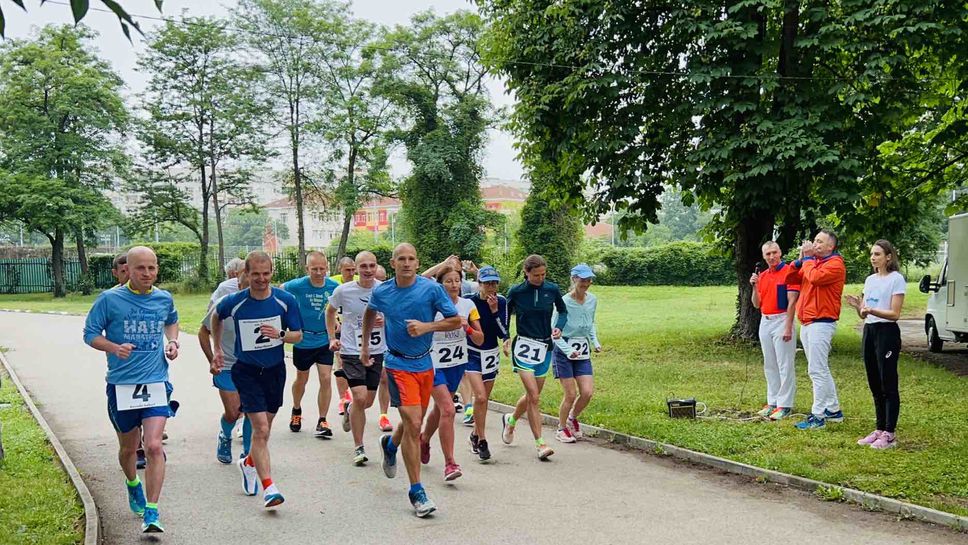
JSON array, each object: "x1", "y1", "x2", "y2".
[
  {"x1": 223, "y1": 207, "x2": 289, "y2": 248},
  {"x1": 516, "y1": 174, "x2": 583, "y2": 286},
  {"x1": 478, "y1": 0, "x2": 964, "y2": 339},
  {"x1": 133, "y1": 17, "x2": 273, "y2": 281},
  {"x1": 1, "y1": 0, "x2": 161, "y2": 40},
  {"x1": 0, "y1": 25, "x2": 127, "y2": 296}
]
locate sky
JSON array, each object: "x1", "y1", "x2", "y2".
[{"x1": 3, "y1": 0, "x2": 524, "y2": 181}]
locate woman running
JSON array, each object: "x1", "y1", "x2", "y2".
[
  {"x1": 420, "y1": 265, "x2": 484, "y2": 481},
  {"x1": 551, "y1": 264, "x2": 601, "y2": 443},
  {"x1": 501, "y1": 254, "x2": 567, "y2": 460},
  {"x1": 845, "y1": 239, "x2": 905, "y2": 449}
]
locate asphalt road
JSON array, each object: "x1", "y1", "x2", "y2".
[{"x1": 1, "y1": 312, "x2": 964, "y2": 545}]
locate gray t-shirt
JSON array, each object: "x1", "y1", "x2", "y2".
[
  {"x1": 863, "y1": 271, "x2": 906, "y2": 324},
  {"x1": 210, "y1": 278, "x2": 240, "y2": 306},
  {"x1": 203, "y1": 297, "x2": 237, "y2": 369}
]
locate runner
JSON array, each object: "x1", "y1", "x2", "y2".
[
  {"x1": 326, "y1": 251, "x2": 387, "y2": 465},
  {"x1": 331, "y1": 256, "x2": 357, "y2": 416},
  {"x1": 419, "y1": 265, "x2": 484, "y2": 481},
  {"x1": 199, "y1": 271, "x2": 252, "y2": 463},
  {"x1": 375, "y1": 264, "x2": 388, "y2": 281},
  {"x1": 281, "y1": 252, "x2": 339, "y2": 438},
  {"x1": 83, "y1": 246, "x2": 179, "y2": 533},
  {"x1": 374, "y1": 263, "x2": 393, "y2": 432},
  {"x1": 111, "y1": 251, "x2": 128, "y2": 286},
  {"x1": 363, "y1": 243, "x2": 460, "y2": 517},
  {"x1": 551, "y1": 264, "x2": 601, "y2": 443},
  {"x1": 211, "y1": 258, "x2": 245, "y2": 304},
  {"x1": 501, "y1": 254, "x2": 567, "y2": 460},
  {"x1": 463, "y1": 265, "x2": 508, "y2": 462},
  {"x1": 212, "y1": 251, "x2": 303, "y2": 509}
]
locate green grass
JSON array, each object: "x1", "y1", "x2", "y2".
[
  {"x1": 0, "y1": 283, "x2": 965, "y2": 517},
  {"x1": 0, "y1": 366, "x2": 84, "y2": 545}
]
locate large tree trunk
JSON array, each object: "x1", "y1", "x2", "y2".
[
  {"x1": 730, "y1": 211, "x2": 775, "y2": 340},
  {"x1": 199, "y1": 167, "x2": 211, "y2": 283},
  {"x1": 74, "y1": 228, "x2": 91, "y2": 295},
  {"x1": 210, "y1": 121, "x2": 226, "y2": 281},
  {"x1": 51, "y1": 228, "x2": 66, "y2": 298},
  {"x1": 337, "y1": 148, "x2": 359, "y2": 260},
  {"x1": 292, "y1": 141, "x2": 306, "y2": 266},
  {"x1": 337, "y1": 210, "x2": 353, "y2": 260}
]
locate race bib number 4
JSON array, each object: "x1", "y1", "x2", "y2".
[
  {"x1": 567, "y1": 338, "x2": 591, "y2": 360},
  {"x1": 479, "y1": 348, "x2": 500, "y2": 374},
  {"x1": 515, "y1": 337, "x2": 548, "y2": 365},
  {"x1": 238, "y1": 317, "x2": 283, "y2": 352},
  {"x1": 115, "y1": 382, "x2": 167, "y2": 411},
  {"x1": 432, "y1": 338, "x2": 468, "y2": 368}
]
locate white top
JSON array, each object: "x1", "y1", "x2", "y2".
[
  {"x1": 863, "y1": 271, "x2": 906, "y2": 324},
  {"x1": 330, "y1": 280, "x2": 386, "y2": 355},
  {"x1": 431, "y1": 297, "x2": 478, "y2": 369},
  {"x1": 202, "y1": 296, "x2": 237, "y2": 369},
  {"x1": 210, "y1": 278, "x2": 240, "y2": 305}
]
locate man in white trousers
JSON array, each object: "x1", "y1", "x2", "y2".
[{"x1": 750, "y1": 242, "x2": 799, "y2": 420}]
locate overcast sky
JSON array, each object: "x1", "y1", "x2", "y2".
[{"x1": 3, "y1": 0, "x2": 523, "y2": 181}]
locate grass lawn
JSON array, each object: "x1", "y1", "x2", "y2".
[
  {"x1": 0, "y1": 283, "x2": 965, "y2": 517},
  {"x1": 0, "y1": 366, "x2": 84, "y2": 545}
]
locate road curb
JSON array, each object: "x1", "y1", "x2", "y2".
[
  {"x1": 0, "y1": 349, "x2": 100, "y2": 545},
  {"x1": 0, "y1": 308, "x2": 83, "y2": 316},
  {"x1": 487, "y1": 401, "x2": 968, "y2": 532}
]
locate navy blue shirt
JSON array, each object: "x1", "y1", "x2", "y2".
[
  {"x1": 465, "y1": 293, "x2": 509, "y2": 350},
  {"x1": 216, "y1": 287, "x2": 303, "y2": 368}
]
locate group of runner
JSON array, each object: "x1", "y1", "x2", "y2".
[{"x1": 83, "y1": 243, "x2": 603, "y2": 531}]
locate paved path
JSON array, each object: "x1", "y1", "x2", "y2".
[{"x1": 2, "y1": 312, "x2": 964, "y2": 545}]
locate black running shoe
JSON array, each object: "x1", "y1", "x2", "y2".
[
  {"x1": 315, "y1": 418, "x2": 333, "y2": 439},
  {"x1": 289, "y1": 408, "x2": 302, "y2": 432},
  {"x1": 477, "y1": 439, "x2": 491, "y2": 461},
  {"x1": 469, "y1": 433, "x2": 479, "y2": 454}
]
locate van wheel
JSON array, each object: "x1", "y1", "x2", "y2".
[{"x1": 927, "y1": 317, "x2": 944, "y2": 353}]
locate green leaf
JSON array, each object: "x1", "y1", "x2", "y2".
[
  {"x1": 70, "y1": 0, "x2": 89, "y2": 23},
  {"x1": 100, "y1": 0, "x2": 143, "y2": 40},
  {"x1": 11, "y1": 0, "x2": 26, "y2": 9}
]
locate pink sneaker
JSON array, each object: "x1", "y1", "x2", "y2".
[
  {"x1": 870, "y1": 431, "x2": 897, "y2": 450},
  {"x1": 857, "y1": 430, "x2": 882, "y2": 446},
  {"x1": 568, "y1": 416, "x2": 583, "y2": 439},
  {"x1": 443, "y1": 462, "x2": 462, "y2": 481},
  {"x1": 420, "y1": 440, "x2": 431, "y2": 464}
]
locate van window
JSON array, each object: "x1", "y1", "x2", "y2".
[{"x1": 940, "y1": 260, "x2": 948, "y2": 285}]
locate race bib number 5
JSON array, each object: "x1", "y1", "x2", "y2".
[
  {"x1": 239, "y1": 317, "x2": 283, "y2": 352},
  {"x1": 115, "y1": 382, "x2": 167, "y2": 411},
  {"x1": 514, "y1": 337, "x2": 548, "y2": 365}
]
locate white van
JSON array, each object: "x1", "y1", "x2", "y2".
[{"x1": 919, "y1": 213, "x2": 968, "y2": 351}]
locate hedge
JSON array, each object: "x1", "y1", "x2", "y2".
[{"x1": 586, "y1": 242, "x2": 736, "y2": 286}]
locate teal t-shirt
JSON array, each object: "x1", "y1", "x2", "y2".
[{"x1": 282, "y1": 276, "x2": 339, "y2": 349}]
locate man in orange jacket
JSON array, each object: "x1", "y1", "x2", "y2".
[{"x1": 786, "y1": 229, "x2": 846, "y2": 430}]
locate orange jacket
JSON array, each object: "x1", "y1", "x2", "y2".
[{"x1": 787, "y1": 253, "x2": 846, "y2": 324}]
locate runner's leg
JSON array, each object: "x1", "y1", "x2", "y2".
[
  {"x1": 430, "y1": 385, "x2": 456, "y2": 464},
  {"x1": 379, "y1": 369, "x2": 390, "y2": 415},
  {"x1": 350, "y1": 385, "x2": 368, "y2": 447},
  {"x1": 247, "y1": 411, "x2": 274, "y2": 482},
  {"x1": 291, "y1": 370, "x2": 309, "y2": 411},
  {"x1": 316, "y1": 363, "x2": 333, "y2": 421},
  {"x1": 468, "y1": 373, "x2": 488, "y2": 441},
  {"x1": 558, "y1": 377, "x2": 577, "y2": 429},
  {"x1": 117, "y1": 428, "x2": 141, "y2": 482},
  {"x1": 518, "y1": 372, "x2": 545, "y2": 440},
  {"x1": 141, "y1": 417, "x2": 167, "y2": 503},
  {"x1": 572, "y1": 375, "x2": 595, "y2": 418},
  {"x1": 398, "y1": 405, "x2": 424, "y2": 485}
]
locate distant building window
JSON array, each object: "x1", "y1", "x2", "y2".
[{"x1": 379, "y1": 209, "x2": 388, "y2": 224}]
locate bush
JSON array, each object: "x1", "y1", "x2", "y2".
[
  {"x1": 342, "y1": 243, "x2": 393, "y2": 271},
  {"x1": 584, "y1": 241, "x2": 735, "y2": 286},
  {"x1": 127, "y1": 242, "x2": 201, "y2": 284}
]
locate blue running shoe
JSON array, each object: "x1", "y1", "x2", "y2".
[
  {"x1": 127, "y1": 481, "x2": 146, "y2": 516},
  {"x1": 217, "y1": 431, "x2": 232, "y2": 464},
  {"x1": 795, "y1": 414, "x2": 826, "y2": 430},
  {"x1": 141, "y1": 507, "x2": 164, "y2": 533},
  {"x1": 409, "y1": 488, "x2": 437, "y2": 518},
  {"x1": 264, "y1": 490, "x2": 285, "y2": 509},
  {"x1": 822, "y1": 409, "x2": 844, "y2": 423},
  {"x1": 380, "y1": 434, "x2": 397, "y2": 479}
]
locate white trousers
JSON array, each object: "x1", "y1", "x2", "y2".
[
  {"x1": 758, "y1": 314, "x2": 797, "y2": 408},
  {"x1": 800, "y1": 321, "x2": 841, "y2": 416}
]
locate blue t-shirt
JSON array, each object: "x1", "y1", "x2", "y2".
[
  {"x1": 83, "y1": 284, "x2": 179, "y2": 385},
  {"x1": 282, "y1": 275, "x2": 338, "y2": 349},
  {"x1": 368, "y1": 276, "x2": 457, "y2": 372},
  {"x1": 216, "y1": 287, "x2": 303, "y2": 368}
]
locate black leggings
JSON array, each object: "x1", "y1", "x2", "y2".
[{"x1": 862, "y1": 322, "x2": 901, "y2": 433}]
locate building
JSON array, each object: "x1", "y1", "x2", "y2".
[{"x1": 263, "y1": 197, "x2": 344, "y2": 249}]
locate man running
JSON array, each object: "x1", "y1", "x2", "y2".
[
  {"x1": 327, "y1": 251, "x2": 387, "y2": 465},
  {"x1": 111, "y1": 251, "x2": 128, "y2": 286},
  {"x1": 330, "y1": 256, "x2": 357, "y2": 415},
  {"x1": 465, "y1": 266, "x2": 509, "y2": 461},
  {"x1": 83, "y1": 246, "x2": 179, "y2": 533},
  {"x1": 281, "y1": 252, "x2": 339, "y2": 438},
  {"x1": 212, "y1": 251, "x2": 303, "y2": 509},
  {"x1": 363, "y1": 243, "x2": 460, "y2": 517},
  {"x1": 200, "y1": 271, "x2": 252, "y2": 464},
  {"x1": 211, "y1": 258, "x2": 245, "y2": 304}
]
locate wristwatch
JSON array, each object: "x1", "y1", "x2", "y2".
[{"x1": 167, "y1": 339, "x2": 180, "y2": 348}]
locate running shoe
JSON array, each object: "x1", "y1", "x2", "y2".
[
  {"x1": 136, "y1": 447, "x2": 146, "y2": 469},
  {"x1": 379, "y1": 414, "x2": 393, "y2": 432},
  {"x1": 289, "y1": 410, "x2": 302, "y2": 432},
  {"x1": 857, "y1": 430, "x2": 883, "y2": 446},
  {"x1": 769, "y1": 407, "x2": 792, "y2": 421},
  {"x1": 127, "y1": 481, "x2": 146, "y2": 516},
  {"x1": 537, "y1": 443, "x2": 554, "y2": 460},
  {"x1": 342, "y1": 402, "x2": 352, "y2": 432},
  {"x1": 823, "y1": 409, "x2": 845, "y2": 423},
  {"x1": 444, "y1": 462, "x2": 462, "y2": 482},
  {"x1": 477, "y1": 439, "x2": 491, "y2": 462},
  {"x1": 501, "y1": 413, "x2": 515, "y2": 445},
  {"x1": 469, "y1": 433, "x2": 480, "y2": 455},
  {"x1": 338, "y1": 391, "x2": 351, "y2": 415},
  {"x1": 794, "y1": 414, "x2": 826, "y2": 430},
  {"x1": 756, "y1": 404, "x2": 776, "y2": 418},
  {"x1": 420, "y1": 439, "x2": 431, "y2": 464},
  {"x1": 354, "y1": 446, "x2": 368, "y2": 466},
  {"x1": 463, "y1": 406, "x2": 474, "y2": 426},
  {"x1": 264, "y1": 486, "x2": 285, "y2": 509},
  {"x1": 409, "y1": 488, "x2": 437, "y2": 518},
  {"x1": 380, "y1": 434, "x2": 397, "y2": 479},
  {"x1": 141, "y1": 507, "x2": 163, "y2": 533},
  {"x1": 237, "y1": 457, "x2": 259, "y2": 496},
  {"x1": 555, "y1": 428, "x2": 576, "y2": 443},
  {"x1": 870, "y1": 431, "x2": 897, "y2": 450},
  {"x1": 453, "y1": 393, "x2": 463, "y2": 413},
  {"x1": 568, "y1": 416, "x2": 583, "y2": 439},
  {"x1": 237, "y1": 425, "x2": 244, "y2": 439},
  {"x1": 315, "y1": 418, "x2": 333, "y2": 439},
  {"x1": 217, "y1": 431, "x2": 232, "y2": 464}
]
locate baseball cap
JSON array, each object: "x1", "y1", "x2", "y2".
[
  {"x1": 477, "y1": 265, "x2": 501, "y2": 283},
  {"x1": 570, "y1": 263, "x2": 596, "y2": 279}
]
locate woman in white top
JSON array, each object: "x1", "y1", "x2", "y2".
[{"x1": 845, "y1": 239, "x2": 905, "y2": 450}]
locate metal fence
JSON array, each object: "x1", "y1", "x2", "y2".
[{"x1": 0, "y1": 258, "x2": 116, "y2": 294}]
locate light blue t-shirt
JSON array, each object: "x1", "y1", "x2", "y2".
[
  {"x1": 83, "y1": 284, "x2": 179, "y2": 385},
  {"x1": 368, "y1": 276, "x2": 458, "y2": 372},
  {"x1": 282, "y1": 276, "x2": 338, "y2": 349},
  {"x1": 216, "y1": 287, "x2": 303, "y2": 368}
]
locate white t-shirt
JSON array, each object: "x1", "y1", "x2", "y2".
[
  {"x1": 330, "y1": 280, "x2": 386, "y2": 356},
  {"x1": 210, "y1": 278, "x2": 240, "y2": 305},
  {"x1": 203, "y1": 296, "x2": 238, "y2": 369},
  {"x1": 431, "y1": 297, "x2": 479, "y2": 369},
  {"x1": 863, "y1": 271, "x2": 906, "y2": 324}
]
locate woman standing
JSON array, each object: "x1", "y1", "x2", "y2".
[
  {"x1": 551, "y1": 264, "x2": 601, "y2": 443},
  {"x1": 845, "y1": 240, "x2": 905, "y2": 449}
]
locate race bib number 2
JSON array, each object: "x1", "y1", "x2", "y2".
[
  {"x1": 238, "y1": 317, "x2": 283, "y2": 352},
  {"x1": 115, "y1": 382, "x2": 167, "y2": 411}
]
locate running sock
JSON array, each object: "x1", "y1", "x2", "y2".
[
  {"x1": 535, "y1": 438, "x2": 547, "y2": 447},
  {"x1": 220, "y1": 417, "x2": 234, "y2": 438},
  {"x1": 409, "y1": 482, "x2": 424, "y2": 495},
  {"x1": 244, "y1": 455, "x2": 255, "y2": 467},
  {"x1": 292, "y1": 407, "x2": 301, "y2": 415},
  {"x1": 242, "y1": 417, "x2": 253, "y2": 455},
  {"x1": 146, "y1": 502, "x2": 158, "y2": 510},
  {"x1": 261, "y1": 478, "x2": 273, "y2": 490},
  {"x1": 126, "y1": 476, "x2": 141, "y2": 487},
  {"x1": 507, "y1": 415, "x2": 517, "y2": 427},
  {"x1": 386, "y1": 436, "x2": 398, "y2": 456}
]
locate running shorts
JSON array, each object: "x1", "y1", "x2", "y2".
[
  {"x1": 232, "y1": 361, "x2": 286, "y2": 414},
  {"x1": 106, "y1": 382, "x2": 174, "y2": 434},
  {"x1": 342, "y1": 353, "x2": 384, "y2": 391},
  {"x1": 385, "y1": 368, "x2": 434, "y2": 408},
  {"x1": 292, "y1": 345, "x2": 334, "y2": 371}
]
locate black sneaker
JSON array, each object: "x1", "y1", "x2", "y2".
[
  {"x1": 469, "y1": 433, "x2": 479, "y2": 454},
  {"x1": 289, "y1": 408, "x2": 302, "y2": 432},
  {"x1": 136, "y1": 447, "x2": 146, "y2": 469},
  {"x1": 315, "y1": 418, "x2": 333, "y2": 439},
  {"x1": 477, "y1": 439, "x2": 491, "y2": 462}
]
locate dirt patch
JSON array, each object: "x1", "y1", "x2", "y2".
[{"x1": 856, "y1": 319, "x2": 968, "y2": 376}]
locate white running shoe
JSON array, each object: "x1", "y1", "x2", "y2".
[
  {"x1": 237, "y1": 457, "x2": 259, "y2": 496},
  {"x1": 501, "y1": 413, "x2": 515, "y2": 445}
]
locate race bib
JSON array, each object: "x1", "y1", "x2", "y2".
[
  {"x1": 432, "y1": 337, "x2": 468, "y2": 368},
  {"x1": 566, "y1": 337, "x2": 591, "y2": 360},
  {"x1": 114, "y1": 382, "x2": 167, "y2": 411},
  {"x1": 479, "y1": 347, "x2": 500, "y2": 374},
  {"x1": 238, "y1": 316, "x2": 283, "y2": 352},
  {"x1": 356, "y1": 329, "x2": 384, "y2": 349},
  {"x1": 514, "y1": 336, "x2": 548, "y2": 365}
]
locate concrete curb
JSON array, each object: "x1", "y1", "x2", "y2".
[
  {"x1": 1, "y1": 350, "x2": 100, "y2": 545},
  {"x1": 0, "y1": 308, "x2": 83, "y2": 316},
  {"x1": 487, "y1": 401, "x2": 968, "y2": 533}
]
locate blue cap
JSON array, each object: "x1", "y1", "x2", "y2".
[
  {"x1": 570, "y1": 263, "x2": 596, "y2": 279},
  {"x1": 477, "y1": 265, "x2": 501, "y2": 283}
]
